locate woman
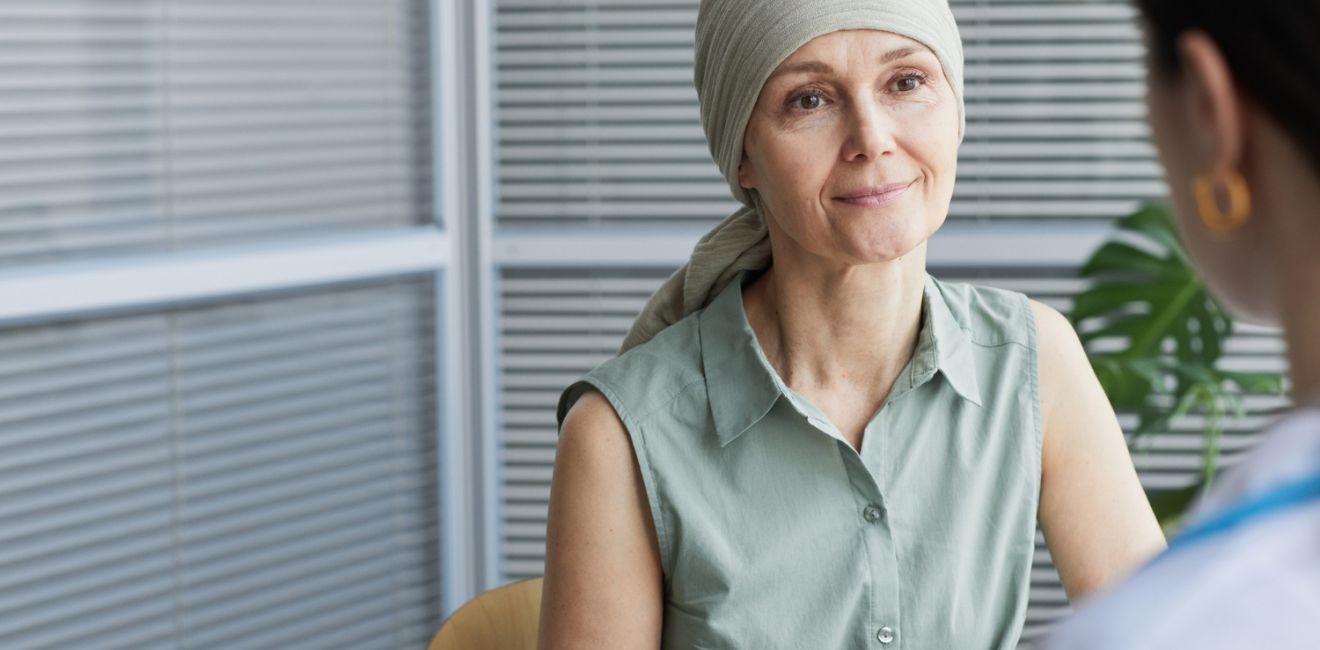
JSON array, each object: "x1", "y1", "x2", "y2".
[
  {"x1": 1046, "y1": 1, "x2": 1320, "y2": 648},
  {"x1": 539, "y1": 0, "x2": 1166, "y2": 647}
]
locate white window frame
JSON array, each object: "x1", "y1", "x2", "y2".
[{"x1": 0, "y1": 0, "x2": 488, "y2": 623}]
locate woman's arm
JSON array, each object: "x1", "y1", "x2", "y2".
[
  {"x1": 538, "y1": 388, "x2": 664, "y2": 649},
  {"x1": 1030, "y1": 300, "x2": 1167, "y2": 602}
]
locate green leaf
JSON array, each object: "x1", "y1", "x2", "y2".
[
  {"x1": 1078, "y1": 314, "x2": 1153, "y2": 346},
  {"x1": 1222, "y1": 390, "x2": 1247, "y2": 422},
  {"x1": 1081, "y1": 241, "x2": 1179, "y2": 278},
  {"x1": 1071, "y1": 202, "x2": 1286, "y2": 525},
  {"x1": 1119, "y1": 203, "x2": 1191, "y2": 267},
  {"x1": 1126, "y1": 358, "x2": 1168, "y2": 392},
  {"x1": 1221, "y1": 370, "x2": 1285, "y2": 395},
  {"x1": 1125, "y1": 279, "x2": 1202, "y2": 359},
  {"x1": 1147, "y1": 480, "x2": 1206, "y2": 532},
  {"x1": 1134, "y1": 399, "x2": 1171, "y2": 438},
  {"x1": 1090, "y1": 355, "x2": 1153, "y2": 409},
  {"x1": 1070, "y1": 283, "x2": 1153, "y2": 324}
]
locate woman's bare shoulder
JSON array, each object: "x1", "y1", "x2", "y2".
[
  {"x1": 560, "y1": 386, "x2": 631, "y2": 448},
  {"x1": 541, "y1": 387, "x2": 664, "y2": 649}
]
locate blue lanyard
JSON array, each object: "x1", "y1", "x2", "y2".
[{"x1": 1159, "y1": 470, "x2": 1320, "y2": 559}]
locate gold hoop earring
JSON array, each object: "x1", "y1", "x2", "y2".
[{"x1": 1192, "y1": 171, "x2": 1251, "y2": 237}]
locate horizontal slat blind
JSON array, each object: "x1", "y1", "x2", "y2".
[
  {"x1": 0, "y1": 0, "x2": 432, "y2": 268},
  {"x1": 0, "y1": 279, "x2": 440, "y2": 650},
  {"x1": 495, "y1": 0, "x2": 1160, "y2": 227},
  {"x1": 953, "y1": 1, "x2": 1160, "y2": 223},
  {"x1": 497, "y1": 266, "x2": 1289, "y2": 646}
]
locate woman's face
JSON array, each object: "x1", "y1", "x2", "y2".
[{"x1": 738, "y1": 29, "x2": 960, "y2": 265}]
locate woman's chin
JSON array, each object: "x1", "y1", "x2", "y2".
[
  {"x1": 828, "y1": 219, "x2": 932, "y2": 262},
  {"x1": 833, "y1": 234, "x2": 929, "y2": 264}
]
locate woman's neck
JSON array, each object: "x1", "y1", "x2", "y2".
[
  {"x1": 742, "y1": 252, "x2": 928, "y2": 396},
  {"x1": 1253, "y1": 125, "x2": 1320, "y2": 409},
  {"x1": 1277, "y1": 267, "x2": 1320, "y2": 408}
]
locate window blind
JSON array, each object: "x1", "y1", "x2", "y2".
[
  {"x1": 0, "y1": 279, "x2": 440, "y2": 650},
  {"x1": 0, "y1": 0, "x2": 432, "y2": 268}
]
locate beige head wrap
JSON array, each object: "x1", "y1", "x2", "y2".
[{"x1": 618, "y1": 0, "x2": 966, "y2": 354}]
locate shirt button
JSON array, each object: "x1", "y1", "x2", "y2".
[
  {"x1": 862, "y1": 504, "x2": 883, "y2": 523},
  {"x1": 877, "y1": 626, "x2": 895, "y2": 644}
]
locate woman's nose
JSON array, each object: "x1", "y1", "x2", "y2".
[{"x1": 841, "y1": 99, "x2": 899, "y2": 162}]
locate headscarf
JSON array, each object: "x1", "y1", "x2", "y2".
[{"x1": 618, "y1": 0, "x2": 966, "y2": 354}]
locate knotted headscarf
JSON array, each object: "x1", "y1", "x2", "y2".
[{"x1": 618, "y1": 0, "x2": 966, "y2": 354}]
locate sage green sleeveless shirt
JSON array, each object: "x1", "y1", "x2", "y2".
[{"x1": 556, "y1": 267, "x2": 1043, "y2": 649}]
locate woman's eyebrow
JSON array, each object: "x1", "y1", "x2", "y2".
[{"x1": 767, "y1": 47, "x2": 922, "y2": 82}]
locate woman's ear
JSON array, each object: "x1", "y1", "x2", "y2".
[
  {"x1": 1176, "y1": 30, "x2": 1246, "y2": 177},
  {"x1": 737, "y1": 153, "x2": 754, "y2": 190}
]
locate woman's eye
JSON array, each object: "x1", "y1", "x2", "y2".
[
  {"x1": 790, "y1": 92, "x2": 824, "y2": 111},
  {"x1": 892, "y1": 73, "x2": 927, "y2": 93}
]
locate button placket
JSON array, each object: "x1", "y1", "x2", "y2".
[{"x1": 838, "y1": 454, "x2": 901, "y2": 650}]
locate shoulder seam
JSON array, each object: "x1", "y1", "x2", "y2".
[{"x1": 629, "y1": 374, "x2": 710, "y2": 427}]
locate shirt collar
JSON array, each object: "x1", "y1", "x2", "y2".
[{"x1": 698, "y1": 268, "x2": 983, "y2": 448}]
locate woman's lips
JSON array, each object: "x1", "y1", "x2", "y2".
[{"x1": 834, "y1": 180, "x2": 915, "y2": 207}]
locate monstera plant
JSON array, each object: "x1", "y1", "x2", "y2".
[{"x1": 1068, "y1": 202, "x2": 1287, "y2": 529}]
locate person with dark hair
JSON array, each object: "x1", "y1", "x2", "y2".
[{"x1": 1046, "y1": 2, "x2": 1320, "y2": 648}]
